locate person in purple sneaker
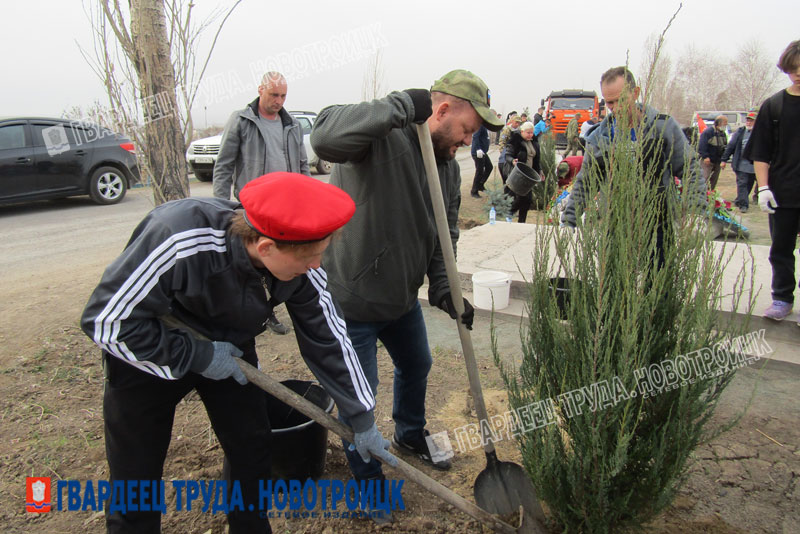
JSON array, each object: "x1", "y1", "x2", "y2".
[{"x1": 745, "y1": 40, "x2": 800, "y2": 323}]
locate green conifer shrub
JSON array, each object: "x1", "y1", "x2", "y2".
[
  {"x1": 494, "y1": 88, "x2": 755, "y2": 533},
  {"x1": 483, "y1": 183, "x2": 514, "y2": 221},
  {"x1": 532, "y1": 133, "x2": 558, "y2": 210}
]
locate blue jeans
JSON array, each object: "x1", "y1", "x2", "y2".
[{"x1": 341, "y1": 301, "x2": 432, "y2": 479}]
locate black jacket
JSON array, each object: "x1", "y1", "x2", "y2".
[
  {"x1": 698, "y1": 127, "x2": 727, "y2": 162},
  {"x1": 504, "y1": 131, "x2": 542, "y2": 173},
  {"x1": 81, "y1": 197, "x2": 375, "y2": 430},
  {"x1": 310, "y1": 92, "x2": 459, "y2": 322}
]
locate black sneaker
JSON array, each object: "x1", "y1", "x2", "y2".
[
  {"x1": 392, "y1": 429, "x2": 452, "y2": 471},
  {"x1": 470, "y1": 191, "x2": 481, "y2": 198},
  {"x1": 265, "y1": 313, "x2": 290, "y2": 335}
]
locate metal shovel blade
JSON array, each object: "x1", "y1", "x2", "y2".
[{"x1": 475, "y1": 451, "x2": 547, "y2": 534}]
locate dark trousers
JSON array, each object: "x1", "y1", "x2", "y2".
[
  {"x1": 704, "y1": 160, "x2": 722, "y2": 190},
  {"x1": 734, "y1": 171, "x2": 756, "y2": 209},
  {"x1": 768, "y1": 208, "x2": 800, "y2": 303},
  {"x1": 103, "y1": 344, "x2": 272, "y2": 534},
  {"x1": 340, "y1": 302, "x2": 432, "y2": 479},
  {"x1": 503, "y1": 185, "x2": 532, "y2": 223},
  {"x1": 471, "y1": 155, "x2": 493, "y2": 194},
  {"x1": 498, "y1": 155, "x2": 508, "y2": 184},
  {"x1": 515, "y1": 194, "x2": 532, "y2": 223}
]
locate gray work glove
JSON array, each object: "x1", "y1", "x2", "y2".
[
  {"x1": 200, "y1": 342, "x2": 247, "y2": 385},
  {"x1": 352, "y1": 423, "x2": 398, "y2": 467}
]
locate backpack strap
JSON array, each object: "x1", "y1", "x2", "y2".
[{"x1": 768, "y1": 90, "x2": 783, "y2": 155}]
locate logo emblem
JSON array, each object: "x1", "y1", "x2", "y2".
[
  {"x1": 42, "y1": 125, "x2": 70, "y2": 156},
  {"x1": 486, "y1": 89, "x2": 491, "y2": 106},
  {"x1": 26, "y1": 477, "x2": 51, "y2": 513},
  {"x1": 425, "y1": 431, "x2": 455, "y2": 463}
]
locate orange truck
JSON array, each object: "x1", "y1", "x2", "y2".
[{"x1": 542, "y1": 90, "x2": 600, "y2": 147}]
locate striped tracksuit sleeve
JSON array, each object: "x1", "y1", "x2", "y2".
[
  {"x1": 286, "y1": 267, "x2": 375, "y2": 431},
  {"x1": 80, "y1": 217, "x2": 221, "y2": 380}
]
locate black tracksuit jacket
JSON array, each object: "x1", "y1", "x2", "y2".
[{"x1": 81, "y1": 197, "x2": 375, "y2": 431}]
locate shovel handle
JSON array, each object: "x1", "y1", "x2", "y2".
[
  {"x1": 161, "y1": 315, "x2": 517, "y2": 533},
  {"x1": 236, "y1": 360, "x2": 517, "y2": 534},
  {"x1": 415, "y1": 123, "x2": 496, "y2": 454}
]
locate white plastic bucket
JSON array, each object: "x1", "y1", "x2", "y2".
[{"x1": 472, "y1": 271, "x2": 511, "y2": 310}]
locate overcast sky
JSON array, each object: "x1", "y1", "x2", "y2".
[{"x1": 1, "y1": 0, "x2": 796, "y2": 129}]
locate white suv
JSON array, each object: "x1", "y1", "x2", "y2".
[
  {"x1": 186, "y1": 112, "x2": 331, "y2": 181},
  {"x1": 290, "y1": 111, "x2": 332, "y2": 174},
  {"x1": 186, "y1": 134, "x2": 221, "y2": 182}
]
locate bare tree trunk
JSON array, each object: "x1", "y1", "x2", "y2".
[
  {"x1": 80, "y1": 1, "x2": 241, "y2": 202},
  {"x1": 129, "y1": 0, "x2": 188, "y2": 205}
]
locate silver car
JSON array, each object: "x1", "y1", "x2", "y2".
[{"x1": 185, "y1": 111, "x2": 331, "y2": 182}]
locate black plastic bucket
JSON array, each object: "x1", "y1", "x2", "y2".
[
  {"x1": 549, "y1": 277, "x2": 572, "y2": 320},
  {"x1": 506, "y1": 162, "x2": 542, "y2": 195},
  {"x1": 266, "y1": 380, "x2": 334, "y2": 480}
]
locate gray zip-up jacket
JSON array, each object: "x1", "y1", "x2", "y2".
[
  {"x1": 80, "y1": 197, "x2": 375, "y2": 431},
  {"x1": 213, "y1": 100, "x2": 310, "y2": 199},
  {"x1": 310, "y1": 91, "x2": 460, "y2": 322},
  {"x1": 562, "y1": 105, "x2": 706, "y2": 227}
]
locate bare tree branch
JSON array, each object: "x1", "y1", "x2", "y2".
[{"x1": 361, "y1": 49, "x2": 386, "y2": 101}]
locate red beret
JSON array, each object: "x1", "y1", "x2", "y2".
[{"x1": 239, "y1": 172, "x2": 355, "y2": 241}]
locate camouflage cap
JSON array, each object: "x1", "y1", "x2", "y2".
[
  {"x1": 746, "y1": 109, "x2": 757, "y2": 120},
  {"x1": 509, "y1": 114, "x2": 523, "y2": 123},
  {"x1": 431, "y1": 69, "x2": 505, "y2": 132},
  {"x1": 557, "y1": 161, "x2": 570, "y2": 177}
]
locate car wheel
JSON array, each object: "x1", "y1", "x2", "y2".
[
  {"x1": 316, "y1": 159, "x2": 332, "y2": 174},
  {"x1": 195, "y1": 170, "x2": 213, "y2": 182},
  {"x1": 89, "y1": 166, "x2": 128, "y2": 205}
]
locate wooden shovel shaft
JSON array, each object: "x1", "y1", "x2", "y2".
[
  {"x1": 415, "y1": 127, "x2": 548, "y2": 534},
  {"x1": 415, "y1": 123, "x2": 496, "y2": 454},
  {"x1": 161, "y1": 315, "x2": 516, "y2": 533},
  {"x1": 236, "y1": 360, "x2": 517, "y2": 534}
]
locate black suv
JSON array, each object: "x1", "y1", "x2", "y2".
[{"x1": 0, "y1": 117, "x2": 141, "y2": 205}]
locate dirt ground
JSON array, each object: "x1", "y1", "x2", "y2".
[{"x1": 1, "y1": 156, "x2": 798, "y2": 533}]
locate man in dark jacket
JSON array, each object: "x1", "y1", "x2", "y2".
[
  {"x1": 470, "y1": 124, "x2": 492, "y2": 197},
  {"x1": 311, "y1": 70, "x2": 503, "y2": 487},
  {"x1": 722, "y1": 110, "x2": 758, "y2": 212},
  {"x1": 213, "y1": 71, "x2": 307, "y2": 334},
  {"x1": 562, "y1": 67, "x2": 706, "y2": 243},
  {"x1": 698, "y1": 115, "x2": 728, "y2": 190},
  {"x1": 533, "y1": 106, "x2": 545, "y2": 125},
  {"x1": 744, "y1": 39, "x2": 800, "y2": 322},
  {"x1": 82, "y1": 173, "x2": 395, "y2": 533}
]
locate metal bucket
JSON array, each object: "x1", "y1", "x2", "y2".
[{"x1": 506, "y1": 162, "x2": 542, "y2": 195}]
